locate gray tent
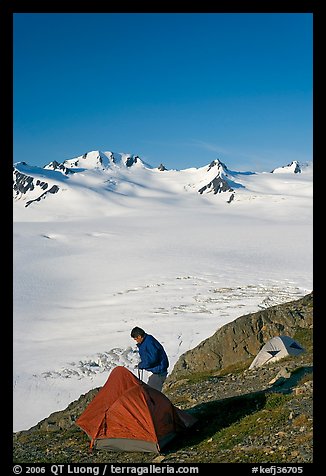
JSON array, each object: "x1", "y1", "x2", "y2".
[{"x1": 249, "y1": 335, "x2": 304, "y2": 370}]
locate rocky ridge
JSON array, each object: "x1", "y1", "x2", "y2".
[{"x1": 168, "y1": 292, "x2": 313, "y2": 381}]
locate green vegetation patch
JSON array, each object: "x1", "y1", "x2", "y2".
[{"x1": 293, "y1": 328, "x2": 313, "y2": 353}]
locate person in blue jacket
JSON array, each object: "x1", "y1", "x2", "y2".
[{"x1": 131, "y1": 326, "x2": 169, "y2": 392}]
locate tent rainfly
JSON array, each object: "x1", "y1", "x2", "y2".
[
  {"x1": 76, "y1": 366, "x2": 197, "y2": 453},
  {"x1": 249, "y1": 335, "x2": 304, "y2": 370}
]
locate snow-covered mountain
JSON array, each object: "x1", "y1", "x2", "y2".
[
  {"x1": 271, "y1": 160, "x2": 303, "y2": 174},
  {"x1": 13, "y1": 150, "x2": 313, "y2": 216}
]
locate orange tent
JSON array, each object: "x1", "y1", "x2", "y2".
[{"x1": 76, "y1": 366, "x2": 197, "y2": 453}]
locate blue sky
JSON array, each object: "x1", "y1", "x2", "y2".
[{"x1": 13, "y1": 13, "x2": 313, "y2": 172}]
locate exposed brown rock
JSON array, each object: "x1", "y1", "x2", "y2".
[{"x1": 166, "y1": 292, "x2": 312, "y2": 383}]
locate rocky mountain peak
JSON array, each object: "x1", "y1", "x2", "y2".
[{"x1": 271, "y1": 160, "x2": 301, "y2": 174}]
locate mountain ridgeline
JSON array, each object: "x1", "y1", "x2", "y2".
[{"x1": 13, "y1": 150, "x2": 311, "y2": 210}]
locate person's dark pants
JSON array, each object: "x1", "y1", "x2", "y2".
[{"x1": 147, "y1": 372, "x2": 167, "y2": 392}]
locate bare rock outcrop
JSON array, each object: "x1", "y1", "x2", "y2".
[{"x1": 166, "y1": 292, "x2": 313, "y2": 383}]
